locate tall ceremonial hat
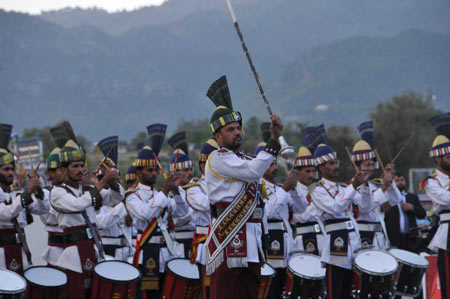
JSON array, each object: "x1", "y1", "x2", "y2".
[
  {"x1": 352, "y1": 121, "x2": 376, "y2": 162},
  {"x1": 429, "y1": 112, "x2": 450, "y2": 157},
  {"x1": 0, "y1": 123, "x2": 15, "y2": 166},
  {"x1": 168, "y1": 131, "x2": 192, "y2": 172},
  {"x1": 313, "y1": 124, "x2": 337, "y2": 166},
  {"x1": 97, "y1": 136, "x2": 119, "y2": 166},
  {"x1": 254, "y1": 122, "x2": 271, "y2": 155},
  {"x1": 50, "y1": 120, "x2": 84, "y2": 164},
  {"x1": 207, "y1": 75, "x2": 242, "y2": 134},
  {"x1": 294, "y1": 126, "x2": 321, "y2": 168},
  {"x1": 46, "y1": 147, "x2": 61, "y2": 170},
  {"x1": 135, "y1": 123, "x2": 167, "y2": 167},
  {"x1": 125, "y1": 163, "x2": 136, "y2": 182},
  {"x1": 199, "y1": 138, "x2": 219, "y2": 163}
]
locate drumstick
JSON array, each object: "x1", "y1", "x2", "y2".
[
  {"x1": 390, "y1": 147, "x2": 405, "y2": 165},
  {"x1": 153, "y1": 153, "x2": 168, "y2": 180},
  {"x1": 345, "y1": 147, "x2": 358, "y2": 172},
  {"x1": 373, "y1": 149, "x2": 386, "y2": 174}
]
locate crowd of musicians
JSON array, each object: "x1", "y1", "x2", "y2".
[{"x1": 0, "y1": 75, "x2": 450, "y2": 299}]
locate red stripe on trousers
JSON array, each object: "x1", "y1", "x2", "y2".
[
  {"x1": 446, "y1": 250, "x2": 450, "y2": 298},
  {"x1": 328, "y1": 264, "x2": 333, "y2": 299}
]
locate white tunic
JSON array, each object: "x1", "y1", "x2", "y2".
[
  {"x1": 206, "y1": 148, "x2": 275, "y2": 264},
  {"x1": 310, "y1": 178, "x2": 368, "y2": 269},
  {"x1": 425, "y1": 170, "x2": 450, "y2": 251}
]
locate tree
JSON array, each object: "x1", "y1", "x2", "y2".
[
  {"x1": 327, "y1": 125, "x2": 358, "y2": 182},
  {"x1": 370, "y1": 91, "x2": 441, "y2": 177}
]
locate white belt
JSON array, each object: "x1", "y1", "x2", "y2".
[
  {"x1": 175, "y1": 231, "x2": 194, "y2": 239},
  {"x1": 136, "y1": 234, "x2": 163, "y2": 244},
  {"x1": 325, "y1": 220, "x2": 354, "y2": 233},
  {"x1": 267, "y1": 222, "x2": 285, "y2": 230},
  {"x1": 101, "y1": 237, "x2": 127, "y2": 246},
  {"x1": 440, "y1": 213, "x2": 450, "y2": 222},
  {"x1": 196, "y1": 226, "x2": 209, "y2": 235},
  {"x1": 296, "y1": 224, "x2": 321, "y2": 235},
  {"x1": 357, "y1": 223, "x2": 382, "y2": 232}
]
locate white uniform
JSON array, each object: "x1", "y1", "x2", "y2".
[
  {"x1": 125, "y1": 183, "x2": 191, "y2": 272},
  {"x1": 263, "y1": 179, "x2": 307, "y2": 268},
  {"x1": 310, "y1": 178, "x2": 370, "y2": 269},
  {"x1": 206, "y1": 148, "x2": 275, "y2": 267},
  {"x1": 50, "y1": 184, "x2": 123, "y2": 273},
  {"x1": 425, "y1": 170, "x2": 450, "y2": 251},
  {"x1": 0, "y1": 187, "x2": 46, "y2": 271},
  {"x1": 185, "y1": 176, "x2": 210, "y2": 265},
  {"x1": 291, "y1": 183, "x2": 325, "y2": 255}
]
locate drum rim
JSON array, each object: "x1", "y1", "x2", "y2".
[
  {"x1": 166, "y1": 258, "x2": 200, "y2": 280},
  {"x1": 353, "y1": 249, "x2": 398, "y2": 276},
  {"x1": 388, "y1": 248, "x2": 429, "y2": 269},
  {"x1": 0, "y1": 268, "x2": 27, "y2": 293},
  {"x1": 94, "y1": 260, "x2": 142, "y2": 283},
  {"x1": 287, "y1": 252, "x2": 325, "y2": 280},
  {"x1": 24, "y1": 266, "x2": 67, "y2": 288},
  {"x1": 261, "y1": 262, "x2": 276, "y2": 278}
]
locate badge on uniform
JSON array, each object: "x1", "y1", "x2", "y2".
[{"x1": 226, "y1": 228, "x2": 247, "y2": 258}]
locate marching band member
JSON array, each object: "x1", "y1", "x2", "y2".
[
  {"x1": 49, "y1": 122, "x2": 122, "y2": 299},
  {"x1": 423, "y1": 112, "x2": 450, "y2": 299},
  {"x1": 0, "y1": 123, "x2": 46, "y2": 274},
  {"x1": 126, "y1": 141, "x2": 191, "y2": 298},
  {"x1": 309, "y1": 137, "x2": 371, "y2": 299},
  {"x1": 188, "y1": 138, "x2": 218, "y2": 299},
  {"x1": 125, "y1": 163, "x2": 138, "y2": 190},
  {"x1": 351, "y1": 121, "x2": 400, "y2": 250},
  {"x1": 41, "y1": 147, "x2": 65, "y2": 268},
  {"x1": 203, "y1": 76, "x2": 283, "y2": 299},
  {"x1": 291, "y1": 126, "x2": 326, "y2": 256},
  {"x1": 168, "y1": 131, "x2": 197, "y2": 259}
]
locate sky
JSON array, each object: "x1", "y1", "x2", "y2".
[{"x1": 0, "y1": 0, "x2": 167, "y2": 15}]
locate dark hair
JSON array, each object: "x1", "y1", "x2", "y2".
[{"x1": 395, "y1": 172, "x2": 405, "y2": 178}]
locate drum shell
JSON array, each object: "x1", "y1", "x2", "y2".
[
  {"x1": 24, "y1": 266, "x2": 67, "y2": 299},
  {"x1": 353, "y1": 266, "x2": 397, "y2": 299},
  {"x1": 258, "y1": 263, "x2": 275, "y2": 299},
  {"x1": 161, "y1": 259, "x2": 201, "y2": 299},
  {"x1": 0, "y1": 269, "x2": 26, "y2": 299},
  {"x1": 285, "y1": 253, "x2": 325, "y2": 299},
  {"x1": 394, "y1": 260, "x2": 428, "y2": 296},
  {"x1": 91, "y1": 261, "x2": 141, "y2": 299},
  {"x1": 0, "y1": 294, "x2": 24, "y2": 299}
]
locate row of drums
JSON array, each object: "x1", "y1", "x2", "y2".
[
  {"x1": 0, "y1": 247, "x2": 429, "y2": 299},
  {"x1": 272, "y1": 248, "x2": 429, "y2": 299}
]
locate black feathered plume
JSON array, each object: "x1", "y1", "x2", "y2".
[
  {"x1": 429, "y1": 112, "x2": 450, "y2": 138},
  {"x1": 302, "y1": 126, "x2": 322, "y2": 153},
  {"x1": 260, "y1": 122, "x2": 271, "y2": 143},
  {"x1": 316, "y1": 124, "x2": 329, "y2": 145},
  {"x1": 50, "y1": 120, "x2": 77, "y2": 148},
  {"x1": 0, "y1": 123, "x2": 13, "y2": 149},
  {"x1": 206, "y1": 75, "x2": 233, "y2": 109},
  {"x1": 97, "y1": 136, "x2": 119, "y2": 165},
  {"x1": 168, "y1": 131, "x2": 189, "y2": 156},
  {"x1": 357, "y1": 121, "x2": 374, "y2": 147},
  {"x1": 146, "y1": 123, "x2": 167, "y2": 156}
]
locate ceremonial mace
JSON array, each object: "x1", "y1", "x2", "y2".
[{"x1": 225, "y1": 0, "x2": 295, "y2": 169}]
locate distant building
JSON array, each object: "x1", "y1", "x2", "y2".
[{"x1": 11, "y1": 137, "x2": 44, "y2": 171}]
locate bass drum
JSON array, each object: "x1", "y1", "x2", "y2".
[
  {"x1": 24, "y1": 266, "x2": 67, "y2": 299},
  {"x1": 388, "y1": 248, "x2": 428, "y2": 297},
  {"x1": 258, "y1": 263, "x2": 276, "y2": 299},
  {"x1": 161, "y1": 258, "x2": 201, "y2": 299},
  {"x1": 0, "y1": 269, "x2": 26, "y2": 299},
  {"x1": 285, "y1": 253, "x2": 326, "y2": 299},
  {"x1": 353, "y1": 249, "x2": 398, "y2": 299},
  {"x1": 91, "y1": 260, "x2": 141, "y2": 299}
]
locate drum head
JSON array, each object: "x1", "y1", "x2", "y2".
[
  {"x1": 24, "y1": 266, "x2": 67, "y2": 287},
  {"x1": 167, "y1": 259, "x2": 200, "y2": 280},
  {"x1": 94, "y1": 261, "x2": 141, "y2": 282},
  {"x1": 388, "y1": 248, "x2": 429, "y2": 268},
  {"x1": 354, "y1": 250, "x2": 397, "y2": 275},
  {"x1": 0, "y1": 269, "x2": 27, "y2": 294},
  {"x1": 288, "y1": 253, "x2": 326, "y2": 280},
  {"x1": 261, "y1": 263, "x2": 276, "y2": 277}
]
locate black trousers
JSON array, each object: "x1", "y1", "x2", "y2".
[
  {"x1": 438, "y1": 249, "x2": 450, "y2": 299},
  {"x1": 267, "y1": 267, "x2": 286, "y2": 299},
  {"x1": 325, "y1": 264, "x2": 353, "y2": 299}
]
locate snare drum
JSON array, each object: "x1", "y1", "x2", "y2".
[
  {"x1": 91, "y1": 260, "x2": 141, "y2": 299},
  {"x1": 353, "y1": 249, "x2": 398, "y2": 299},
  {"x1": 0, "y1": 269, "x2": 26, "y2": 298},
  {"x1": 388, "y1": 248, "x2": 428, "y2": 297},
  {"x1": 285, "y1": 253, "x2": 326, "y2": 299},
  {"x1": 161, "y1": 258, "x2": 201, "y2": 299},
  {"x1": 258, "y1": 263, "x2": 276, "y2": 299},
  {"x1": 24, "y1": 266, "x2": 67, "y2": 299}
]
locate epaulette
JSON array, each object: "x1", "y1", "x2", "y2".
[
  {"x1": 308, "y1": 181, "x2": 320, "y2": 194},
  {"x1": 370, "y1": 178, "x2": 383, "y2": 186},
  {"x1": 419, "y1": 173, "x2": 436, "y2": 192},
  {"x1": 124, "y1": 189, "x2": 136, "y2": 199},
  {"x1": 182, "y1": 181, "x2": 201, "y2": 190},
  {"x1": 217, "y1": 148, "x2": 229, "y2": 153}
]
